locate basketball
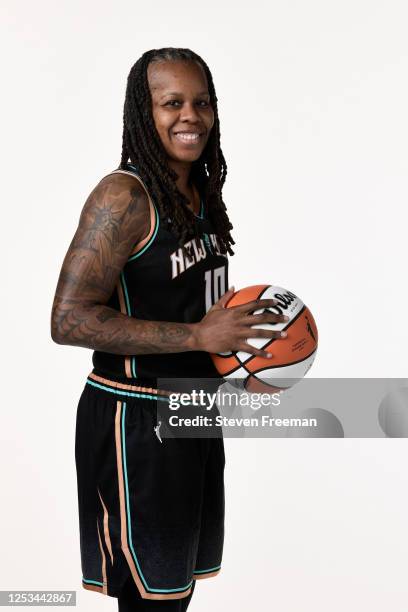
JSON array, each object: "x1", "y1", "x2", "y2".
[{"x1": 210, "y1": 284, "x2": 318, "y2": 392}]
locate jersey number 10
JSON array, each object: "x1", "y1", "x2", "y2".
[{"x1": 204, "y1": 266, "x2": 227, "y2": 313}]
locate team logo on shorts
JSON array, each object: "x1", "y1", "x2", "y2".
[{"x1": 154, "y1": 421, "x2": 163, "y2": 443}]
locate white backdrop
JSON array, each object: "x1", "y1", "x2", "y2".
[{"x1": 1, "y1": 0, "x2": 408, "y2": 610}]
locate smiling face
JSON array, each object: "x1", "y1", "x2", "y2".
[{"x1": 147, "y1": 59, "x2": 214, "y2": 166}]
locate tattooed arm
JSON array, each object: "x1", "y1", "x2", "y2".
[{"x1": 50, "y1": 173, "x2": 199, "y2": 354}]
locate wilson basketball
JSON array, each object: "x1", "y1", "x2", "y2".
[{"x1": 210, "y1": 284, "x2": 318, "y2": 392}]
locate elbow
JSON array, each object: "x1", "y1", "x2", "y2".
[
  {"x1": 51, "y1": 323, "x2": 63, "y2": 345},
  {"x1": 50, "y1": 306, "x2": 65, "y2": 345},
  {"x1": 51, "y1": 333, "x2": 63, "y2": 345},
  {"x1": 50, "y1": 300, "x2": 98, "y2": 347}
]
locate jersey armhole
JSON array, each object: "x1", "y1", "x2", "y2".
[{"x1": 105, "y1": 168, "x2": 160, "y2": 262}]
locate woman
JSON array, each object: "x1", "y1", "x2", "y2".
[{"x1": 51, "y1": 47, "x2": 285, "y2": 611}]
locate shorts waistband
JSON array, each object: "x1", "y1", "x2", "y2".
[{"x1": 85, "y1": 372, "x2": 173, "y2": 402}]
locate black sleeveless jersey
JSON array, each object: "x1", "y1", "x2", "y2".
[{"x1": 91, "y1": 164, "x2": 229, "y2": 386}]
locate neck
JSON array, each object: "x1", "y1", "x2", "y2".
[{"x1": 167, "y1": 159, "x2": 193, "y2": 192}]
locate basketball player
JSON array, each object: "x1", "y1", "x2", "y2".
[{"x1": 50, "y1": 48, "x2": 287, "y2": 611}]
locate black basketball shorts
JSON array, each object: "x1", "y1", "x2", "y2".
[{"x1": 74, "y1": 372, "x2": 225, "y2": 601}]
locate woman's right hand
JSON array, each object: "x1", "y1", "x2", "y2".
[{"x1": 194, "y1": 287, "x2": 289, "y2": 358}]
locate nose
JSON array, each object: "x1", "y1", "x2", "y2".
[{"x1": 179, "y1": 101, "x2": 200, "y2": 123}]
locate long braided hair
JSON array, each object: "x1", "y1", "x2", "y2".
[{"x1": 119, "y1": 47, "x2": 235, "y2": 257}]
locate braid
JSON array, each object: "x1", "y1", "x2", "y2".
[{"x1": 119, "y1": 47, "x2": 235, "y2": 257}]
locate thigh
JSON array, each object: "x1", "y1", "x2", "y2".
[
  {"x1": 76, "y1": 377, "x2": 205, "y2": 602},
  {"x1": 194, "y1": 435, "x2": 225, "y2": 579},
  {"x1": 75, "y1": 383, "x2": 131, "y2": 596}
]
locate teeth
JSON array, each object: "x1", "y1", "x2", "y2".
[{"x1": 175, "y1": 133, "x2": 200, "y2": 142}]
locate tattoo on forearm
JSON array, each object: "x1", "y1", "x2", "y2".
[{"x1": 52, "y1": 300, "x2": 193, "y2": 354}]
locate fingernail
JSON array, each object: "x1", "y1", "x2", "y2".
[
  {"x1": 281, "y1": 331, "x2": 287, "y2": 337},
  {"x1": 284, "y1": 316, "x2": 290, "y2": 321},
  {"x1": 267, "y1": 353, "x2": 273, "y2": 358}
]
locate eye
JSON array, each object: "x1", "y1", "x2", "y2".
[{"x1": 164, "y1": 99, "x2": 210, "y2": 108}]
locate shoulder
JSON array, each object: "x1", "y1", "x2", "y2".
[
  {"x1": 90, "y1": 170, "x2": 150, "y2": 214},
  {"x1": 78, "y1": 170, "x2": 152, "y2": 244}
]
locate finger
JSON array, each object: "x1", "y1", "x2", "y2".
[
  {"x1": 237, "y1": 342, "x2": 273, "y2": 358},
  {"x1": 232, "y1": 298, "x2": 279, "y2": 313},
  {"x1": 245, "y1": 329, "x2": 287, "y2": 340},
  {"x1": 244, "y1": 313, "x2": 289, "y2": 324},
  {"x1": 213, "y1": 286, "x2": 235, "y2": 309}
]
